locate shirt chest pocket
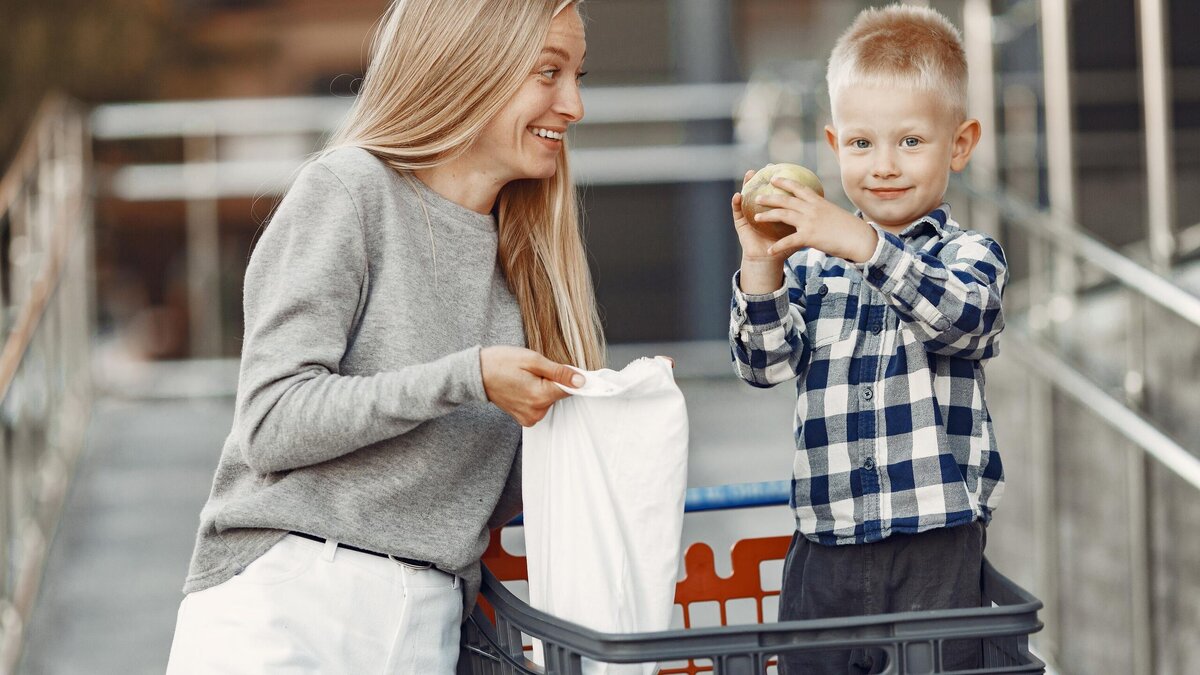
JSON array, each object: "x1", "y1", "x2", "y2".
[{"x1": 807, "y1": 276, "x2": 860, "y2": 349}]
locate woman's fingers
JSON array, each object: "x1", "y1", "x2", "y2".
[
  {"x1": 480, "y1": 346, "x2": 582, "y2": 426},
  {"x1": 527, "y1": 356, "x2": 584, "y2": 389}
]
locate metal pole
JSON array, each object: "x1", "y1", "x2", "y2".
[
  {"x1": 1132, "y1": 2, "x2": 1172, "y2": 668},
  {"x1": 962, "y1": 0, "x2": 1000, "y2": 237},
  {"x1": 1125, "y1": 296, "x2": 1154, "y2": 675},
  {"x1": 1007, "y1": 79, "x2": 1060, "y2": 665},
  {"x1": 183, "y1": 123, "x2": 224, "y2": 358},
  {"x1": 1137, "y1": 0, "x2": 1176, "y2": 271},
  {"x1": 1038, "y1": 0, "x2": 1077, "y2": 315},
  {"x1": 671, "y1": 0, "x2": 737, "y2": 341}
]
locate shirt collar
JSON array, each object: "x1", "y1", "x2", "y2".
[{"x1": 856, "y1": 204, "x2": 953, "y2": 239}]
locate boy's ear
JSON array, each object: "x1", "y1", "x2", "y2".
[
  {"x1": 824, "y1": 125, "x2": 839, "y2": 159},
  {"x1": 950, "y1": 119, "x2": 982, "y2": 172}
]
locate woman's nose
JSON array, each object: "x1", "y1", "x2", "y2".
[{"x1": 554, "y1": 80, "x2": 585, "y2": 123}]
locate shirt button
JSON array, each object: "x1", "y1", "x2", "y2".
[
  {"x1": 862, "y1": 387, "x2": 874, "y2": 401},
  {"x1": 818, "y1": 284, "x2": 829, "y2": 297},
  {"x1": 870, "y1": 324, "x2": 883, "y2": 334},
  {"x1": 863, "y1": 457, "x2": 876, "y2": 471}
]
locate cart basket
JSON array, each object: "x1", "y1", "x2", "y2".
[{"x1": 462, "y1": 554, "x2": 1043, "y2": 675}]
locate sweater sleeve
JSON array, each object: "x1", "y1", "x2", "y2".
[{"x1": 232, "y1": 161, "x2": 489, "y2": 475}]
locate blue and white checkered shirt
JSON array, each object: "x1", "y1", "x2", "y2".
[{"x1": 729, "y1": 205, "x2": 1006, "y2": 545}]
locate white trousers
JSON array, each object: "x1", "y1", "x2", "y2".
[{"x1": 165, "y1": 534, "x2": 462, "y2": 675}]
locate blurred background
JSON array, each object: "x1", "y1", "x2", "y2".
[{"x1": 1, "y1": 0, "x2": 1197, "y2": 673}]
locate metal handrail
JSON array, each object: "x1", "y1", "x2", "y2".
[
  {"x1": 956, "y1": 177, "x2": 1200, "y2": 329},
  {"x1": 89, "y1": 84, "x2": 747, "y2": 140},
  {"x1": 0, "y1": 95, "x2": 93, "y2": 675},
  {"x1": 1006, "y1": 330, "x2": 1200, "y2": 490}
]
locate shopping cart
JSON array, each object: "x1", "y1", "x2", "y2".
[{"x1": 461, "y1": 481, "x2": 1044, "y2": 675}]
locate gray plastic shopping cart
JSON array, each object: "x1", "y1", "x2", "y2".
[{"x1": 461, "y1": 481, "x2": 1044, "y2": 675}]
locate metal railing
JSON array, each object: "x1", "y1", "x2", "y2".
[
  {"x1": 90, "y1": 83, "x2": 754, "y2": 358},
  {"x1": 0, "y1": 96, "x2": 93, "y2": 675},
  {"x1": 954, "y1": 173, "x2": 1200, "y2": 674}
]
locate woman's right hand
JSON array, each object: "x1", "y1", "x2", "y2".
[{"x1": 480, "y1": 346, "x2": 584, "y2": 427}]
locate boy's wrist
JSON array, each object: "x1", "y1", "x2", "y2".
[
  {"x1": 738, "y1": 258, "x2": 786, "y2": 295},
  {"x1": 809, "y1": 209, "x2": 879, "y2": 264}
]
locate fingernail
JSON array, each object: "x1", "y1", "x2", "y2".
[{"x1": 571, "y1": 374, "x2": 585, "y2": 387}]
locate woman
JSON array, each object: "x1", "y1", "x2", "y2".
[{"x1": 165, "y1": 1, "x2": 600, "y2": 672}]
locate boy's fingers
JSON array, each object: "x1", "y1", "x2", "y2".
[
  {"x1": 742, "y1": 169, "x2": 756, "y2": 186},
  {"x1": 767, "y1": 232, "x2": 806, "y2": 256}
]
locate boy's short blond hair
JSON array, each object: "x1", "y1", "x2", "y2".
[{"x1": 827, "y1": 4, "x2": 968, "y2": 121}]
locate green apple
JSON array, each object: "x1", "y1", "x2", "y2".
[{"x1": 740, "y1": 163, "x2": 824, "y2": 241}]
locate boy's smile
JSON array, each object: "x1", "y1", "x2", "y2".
[{"x1": 826, "y1": 85, "x2": 979, "y2": 233}]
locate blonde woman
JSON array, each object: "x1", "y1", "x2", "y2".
[{"x1": 165, "y1": 1, "x2": 599, "y2": 672}]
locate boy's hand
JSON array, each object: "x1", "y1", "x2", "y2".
[
  {"x1": 732, "y1": 170, "x2": 790, "y2": 262},
  {"x1": 733, "y1": 170, "x2": 791, "y2": 294},
  {"x1": 754, "y1": 177, "x2": 879, "y2": 264}
]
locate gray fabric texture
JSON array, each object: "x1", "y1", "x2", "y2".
[{"x1": 182, "y1": 146, "x2": 526, "y2": 612}]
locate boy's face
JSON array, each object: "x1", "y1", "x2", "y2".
[{"x1": 825, "y1": 85, "x2": 980, "y2": 233}]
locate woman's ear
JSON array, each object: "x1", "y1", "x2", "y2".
[{"x1": 950, "y1": 119, "x2": 982, "y2": 172}]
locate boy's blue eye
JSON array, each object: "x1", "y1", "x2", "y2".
[
  {"x1": 853, "y1": 139, "x2": 870, "y2": 149},
  {"x1": 903, "y1": 137, "x2": 920, "y2": 147}
]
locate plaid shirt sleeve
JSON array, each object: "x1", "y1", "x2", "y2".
[
  {"x1": 728, "y1": 257, "x2": 813, "y2": 387},
  {"x1": 857, "y1": 226, "x2": 1007, "y2": 360}
]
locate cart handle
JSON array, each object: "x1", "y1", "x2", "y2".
[{"x1": 508, "y1": 480, "x2": 790, "y2": 526}]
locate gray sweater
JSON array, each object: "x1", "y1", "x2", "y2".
[{"x1": 183, "y1": 147, "x2": 526, "y2": 611}]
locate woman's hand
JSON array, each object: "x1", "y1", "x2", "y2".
[{"x1": 480, "y1": 346, "x2": 584, "y2": 427}]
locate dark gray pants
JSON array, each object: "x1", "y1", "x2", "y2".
[{"x1": 778, "y1": 521, "x2": 986, "y2": 674}]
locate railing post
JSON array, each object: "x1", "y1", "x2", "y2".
[
  {"x1": 183, "y1": 121, "x2": 224, "y2": 358},
  {"x1": 962, "y1": 0, "x2": 1000, "y2": 238},
  {"x1": 1038, "y1": 0, "x2": 1078, "y2": 320},
  {"x1": 1004, "y1": 78, "x2": 1060, "y2": 665},
  {"x1": 1137, "y1": 0, "x2": 1176, "y2": 272}
]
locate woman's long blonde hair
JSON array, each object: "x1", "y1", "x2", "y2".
[{"x1": 325, "y1": 0, "x2": 604, "y2": 370}]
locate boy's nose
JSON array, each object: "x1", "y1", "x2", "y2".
[{"x1": 872, "y1": 151, "x2": 899, "y2": 178}]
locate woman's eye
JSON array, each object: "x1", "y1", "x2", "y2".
[
  {"x1": 903, "y1": 137, "x2": 920, "y2": 147},
  {"x1": 539, "y1": 68, "x2": 559, "y2": 81}
]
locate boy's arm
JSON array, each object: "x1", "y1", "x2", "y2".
[
  {"x1": 729, "y1": 260, "x2": 811, "y2": 388},
  {"x1": 728, "y1": 182, "x2": 811, "y2": 387},
  {"x1": 858, "y1": 226, "x2": 1007, "y2": 360}
]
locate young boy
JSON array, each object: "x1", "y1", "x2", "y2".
[{"x1": 728, "y1": 5, "x2": 1006, "y2": 673}]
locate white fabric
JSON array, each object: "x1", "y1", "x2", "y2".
[
  {"x1": 166, "y1": 534, "x2": 462, "y2": 674},
  {"x1": 522, "y1": 357, "x2": 689, "y2": 674}
]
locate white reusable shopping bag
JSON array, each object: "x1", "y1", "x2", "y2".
[{"x1": 522, "y1": 356, "x2": 689, "y2": 675}]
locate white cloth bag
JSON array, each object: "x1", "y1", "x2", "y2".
[{"x1": 522, "y1": 356, "x2": 689, "y2": 675}]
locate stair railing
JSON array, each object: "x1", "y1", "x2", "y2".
[{"x1": 0, "y1": 95, "x2": 93, "y2": 675}]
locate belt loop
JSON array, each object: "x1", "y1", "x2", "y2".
[{"x1": 322, "y1": 539, "x2": 338, "y2": 562}]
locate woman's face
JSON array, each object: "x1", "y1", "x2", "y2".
[{"x1": 472, "y1": 7, "x2": 587, "y2": 184}]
